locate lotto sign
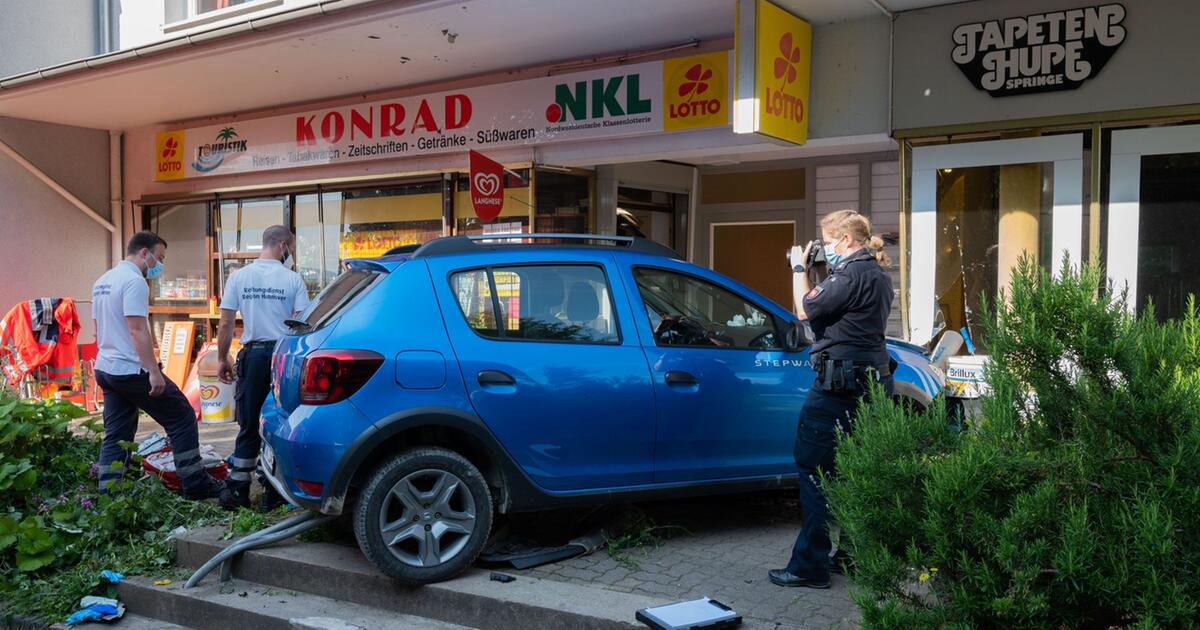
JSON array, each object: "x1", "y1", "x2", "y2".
[
  {"x1": 468, "y1": 150, "x2": 505, "y2": 222},
  {"x1": 663, "y1": 52, "x2": 730, "y2": 132},
  {"x1": 733, "y1": 0, "x2": 812, "y2": 145},
  {"x1": 155, "y1": 131, "x2": 185, "y2": 181}
]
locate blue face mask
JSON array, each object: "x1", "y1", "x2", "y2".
[
  {"x1": 145, "y1": 253, "x2": 164, "y2": 280},
  {"x1": 824, "y1": 242, "x2": 844, "y2": 268}
]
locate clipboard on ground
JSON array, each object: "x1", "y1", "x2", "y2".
[{"x1": 635, "y1": 597, "x2": 742, "y2": 630}]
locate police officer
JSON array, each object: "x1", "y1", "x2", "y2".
[
  {"x1": 92, "y1": 231, "x2": 226, "y2": 499},
  {"x1": 770, "y1": 209, "x2": 894, "y2": 589},
  {"x1": 216, "y1": 225, "x2": 311, "y2": 511}
]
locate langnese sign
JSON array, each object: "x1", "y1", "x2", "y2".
[
  {"x1": 468, "y1": 150, "x2": 505, "y2": 222},
  {"x1": 952, "y1": 3, "x2": 1127, "y2": 97},
  {"x1": 732, "y1": 0, "x2": 812, "y2": 145},
  {"x1": 155, "y1": 51, "x2": 729, "y2": 181}
]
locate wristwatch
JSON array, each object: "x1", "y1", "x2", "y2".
[{"x1": 792, "y1": 264, "x2": 806, "y2": 274}]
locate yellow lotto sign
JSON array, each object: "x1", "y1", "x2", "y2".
[
  {"x1": 733, "y1": 0, "x2": 812, "y2": 145},
  {"x1": 155, "y1": 131, "x2": 185, "y2": 181},
  {"x1": 662, "y1": 52, "x2": 730, "y2": 132}
]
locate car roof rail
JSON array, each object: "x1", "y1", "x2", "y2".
[{"x1": 411, "y1": 234, "x2": 680, "y2": 259}]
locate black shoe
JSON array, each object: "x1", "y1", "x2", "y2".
[
  {"x1": 830, "y1": 550, "x2": 853, "y2": 575},
  {"x1": 219, "y1": 484, "x2": 251, "y2": 511},
  {"x1": 257, "y1": 483, "x2": 288, "y2": 513},
  {"x1": 768, "y1": 569, "x2": 831, "y2": 589},
  {"x1": 181, "y1": 475, "x2": 227, "y2": 501}
]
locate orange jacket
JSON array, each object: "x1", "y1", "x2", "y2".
[{"x1": 0, "y1": 298, "x2": 79, "y2": 386}]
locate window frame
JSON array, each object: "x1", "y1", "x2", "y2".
[
  {"x1": 632, "y1": 265, "x2": 785, "y2": 351},
  {"x1": 447, "y1": 262, "x2": 624, "y2": 346}
]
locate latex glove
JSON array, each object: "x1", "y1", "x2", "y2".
[{"x1": 788, "y1": 245, "x2": 808, "y2": 271}]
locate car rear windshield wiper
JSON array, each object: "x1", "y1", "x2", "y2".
[{"x1": 284, "y1": 318, "x2": 314, "y2": 334}]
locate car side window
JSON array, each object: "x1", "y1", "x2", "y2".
[
  {"x1": 634, "y1": 268, "x2": 780, "y2": 350},
  {"x1": 450, "y1": 265, "x2": 620, "y2": 344}
]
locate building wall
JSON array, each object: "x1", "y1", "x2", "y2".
[
  {"x1": 0, "y1": 0, "x2": 100, "y2": 77},
  {"x1": 893, "y1": 0, "x2": 1200, "y2": 130},
  {"x1": 0, "y1": 117, "x2": 112, "y2": 342},
  {"x1": 808, "y1": 16, "x2": 891, "y2": 139}
]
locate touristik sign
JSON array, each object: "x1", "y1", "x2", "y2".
[
  {"x1": 154, "y1": 52, "x2": 731, "y2": 180},
  {"x1": 951, "y1": 3, "x2": 1127, "y2": 97},
  {"x1": 732, "y1": 0, "x2": 812, "y2": 146}
]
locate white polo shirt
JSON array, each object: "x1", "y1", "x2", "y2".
[
  {"x1": 92, "y1": 260, "x2": 150, "y2": 375},
  {"x1": 220, "y1": 259, "x2": 311, "y2": 343}
]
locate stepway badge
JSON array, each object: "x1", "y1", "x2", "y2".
[{"x1": 951, "y1": 3, "x2": 1126, "y2": 97}]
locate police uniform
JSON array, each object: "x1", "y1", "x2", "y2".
[
  {"x1": 785, "y1": 248, "x2": 894, "y2": 580},
  {"x1": 92, "y1": 261, "x2": 217, "y2": 496},
  {"x1": 219, "y1": 259, "x2": 310, "y2": 502}
]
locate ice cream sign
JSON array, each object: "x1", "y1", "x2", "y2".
[{"x1": 155, "y1": 51, "x2": 730, "y2": 180}]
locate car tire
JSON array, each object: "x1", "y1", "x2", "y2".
[{"x1": 354, "y1": 447, "x2": 493, "y2": 585}]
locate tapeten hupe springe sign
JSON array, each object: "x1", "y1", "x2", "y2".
[
  {"x1": 155, "y1": 52, "x2": 732, "y2": 180},
  {"x1": 951, "y1": 3, "x2": 1127, "y2": 97}
]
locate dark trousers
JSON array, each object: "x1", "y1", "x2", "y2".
[
  {"x1": 229, "y1": 344, "x2": 273, "y2": 491},
  {"x1": 96, "y1": 370, "x2": 205, "y2": 492},
  {"x1": 786, "y1": 374, "x2": 893, "y2": 577}
]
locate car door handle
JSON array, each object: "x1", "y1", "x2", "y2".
[
  {"x1": 477, "y1": 370, "x2": 516, "y2": 386},
  {"x1": 665, "y1": 371, "x2": 698, "y2": 386}
]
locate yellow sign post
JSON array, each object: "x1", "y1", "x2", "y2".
[{"x1": 733, "y1": 0, "x2": 813, "y2": 145}]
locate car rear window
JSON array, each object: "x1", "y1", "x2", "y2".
[{"x1": 301, "y1": 269, "x2": 378, "y2": 330}]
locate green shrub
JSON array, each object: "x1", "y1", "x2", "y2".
[
  {"x1": 827, "y1": 259, "x2": 1200, "y2": 629},
  {"x1": 0, "y1": 394, "x2": 223, "y2": 622}
]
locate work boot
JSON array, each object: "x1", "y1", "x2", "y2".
[
  {"x1": 218, "y1": 482, "x2": 251, "y2": 511},
  {"x1": 768, "y1": 569, "x2": 831, "y2": 589},
  {"x1": 181, "y1": 475, "x2": 227, "y2": 501},
  {"x1": 257, "y1": 483, "x2": 288, "y2": 513}
]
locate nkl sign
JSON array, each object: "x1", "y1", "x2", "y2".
[{"x1": 546, "y1": 74, "x2": 653, "y2": 122}]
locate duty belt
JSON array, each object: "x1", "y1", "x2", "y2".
[{"x1": 814, "y1": 353, "x2": 889, "y2": 392}]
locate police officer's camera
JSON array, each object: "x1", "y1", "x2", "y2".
[{"x1": 785, "y1": 240, "x2": 827, "y2": 269}]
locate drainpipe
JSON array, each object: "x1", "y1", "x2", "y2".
[{"x1": 110, "y1": 130, "x2": 124, "y2": 265}]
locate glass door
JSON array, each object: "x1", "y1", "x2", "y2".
[
  {"x1": 909, "y1": 134, "x2": 1084, "y2": 346},
  {"x1": 1108, "y1": 124, "x2": 1200, "y2": 320},
  {"x1": 215, "y1": 196, "x2": 289, "y2": 296}
]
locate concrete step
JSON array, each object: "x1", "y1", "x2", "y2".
[
  {"x1": 119, "y1": 576, "x2": 475, "y2": 630},
  {"x1": 48, "y1": 613, "x2": 192, "y2": 630},
  {"x1": 174, "y1": 526, "x2": 668, "y2": 630}
]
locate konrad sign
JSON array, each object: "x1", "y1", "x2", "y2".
[{"x1": 155, "y1": 52, "x2": 730, "y2": 180}]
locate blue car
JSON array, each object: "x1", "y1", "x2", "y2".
[{"x1": 261, "y1": 234, "x2": 943, "y2": 584}]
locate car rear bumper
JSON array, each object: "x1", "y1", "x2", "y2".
[{"x1": 260, "y1": 394, "x2": 375, "y2": 514}]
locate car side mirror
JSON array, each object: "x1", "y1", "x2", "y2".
[{"x1": 785, "y1": 320, "x2": 812, "y2": 352}]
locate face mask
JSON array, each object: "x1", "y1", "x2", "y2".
[
  {"x1": 281, "y1": 246, "x2": 294, "y2": 270},
  {"x1": 823, "y1": 240, "x2": 845, "y2": 268},
  {"x1": 145, "y1": 253, "x2": 165, "y2": 280}
]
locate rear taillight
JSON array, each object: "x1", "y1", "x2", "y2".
[{"x1": 299, "y1": 349, "x2": 384, "y2": 405}]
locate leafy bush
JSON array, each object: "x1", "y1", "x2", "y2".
[
  {"x1": 827, "y1": 259, "x2": 1200, "y2": 629},
  {"x1": 0, "y1": 394, "x2": 223, "y2": 622}
]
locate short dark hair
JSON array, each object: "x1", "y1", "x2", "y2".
[
  {"x1": 126, "y1": 231, "x2": 167, "y2": 255},
  {"x1": 262, "y1": 225, "x2": 294, "y2": 248}
]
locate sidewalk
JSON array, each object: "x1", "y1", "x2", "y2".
[
  {"x1": 507, "y1": 491, "x2": 859, "y2": 630},
  {"x1": 130, "y1": 421, "x2": 858, "y2": 628}
]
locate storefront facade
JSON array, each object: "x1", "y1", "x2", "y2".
[
  {"x1": 98, "y1": 2, "x2": 899, "y2": 340},
  {"x1": 893, "y1": 0, "x2": 1200, "y2": 345}
]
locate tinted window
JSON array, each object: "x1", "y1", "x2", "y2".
[
  {"x1": 634, "y1": 268, "x2": 779, "y2": 349},
  {"x1": 301, "y1": 269, "x2": 377, "y2": 329},
  {"x1": 451, "y1": 265, "x2": 619, "y2": 344}
]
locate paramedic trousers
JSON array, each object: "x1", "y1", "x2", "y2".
[
  {"x1": 229, "y1": 343, "x2": 273, "y2": 492},
  {"x1": 96, "y1": 370, "x2": 205, "y2": 493},
  {"x1": 785, "y1": 374, "x2": 893, "y2": 578}
]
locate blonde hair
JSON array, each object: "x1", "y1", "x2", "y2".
[{"x1": 820, "y1": 209, "x2": 892, "y2": 267}]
